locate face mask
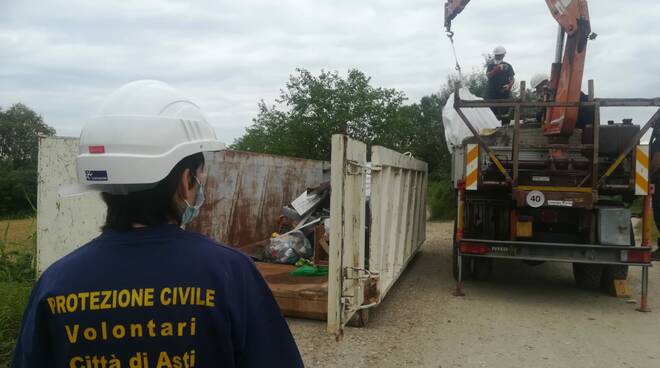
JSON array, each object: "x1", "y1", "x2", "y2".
[{"x1": 181, "y1": 176, "x2": 205, "y2": 228}]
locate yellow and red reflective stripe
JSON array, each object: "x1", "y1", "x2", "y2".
[
  {"x1": 636, "y1": 145, "x2": 649, "y2": 196},
  {"x1": 465, "y1": 144, "x2": 479, "y2": 190}
]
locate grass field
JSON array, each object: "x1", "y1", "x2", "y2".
[
  {"x1": 0, "y1": 218, "x2": 36, "y2": 252},
  {"x1": 0, "y1": 283, "x2": 32, "y2": 367},
  {"x1": 0, "y1": 218, "x2": 36, "y2": 368}
]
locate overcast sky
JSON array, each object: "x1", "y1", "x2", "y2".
[{"x1": 2, "y1": 0, "x2": 659, "y2": 144}]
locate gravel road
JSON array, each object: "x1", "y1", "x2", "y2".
[{"x1": 288, "y1": 221, "x2": 660, "y2": 368}]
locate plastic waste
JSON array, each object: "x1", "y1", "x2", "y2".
[
  {"x1": 263, "y1": 230, "x2": 312, "y2": 264},
  {"x1": 291, "y1": 259, "x2": 328, "y2": 276}
]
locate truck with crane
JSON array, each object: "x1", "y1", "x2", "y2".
[{"x1": 444, "y1": 0, "x2": 658, "y2": 308}]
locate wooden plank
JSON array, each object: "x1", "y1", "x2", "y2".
[
  {"x1": 256, "y1": 262, "x2": 328, "y2": 320},
  {"x1": 613, "y1": 279, "x2": 631, "y2": 298}
]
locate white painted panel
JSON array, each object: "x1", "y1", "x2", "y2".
[
  {"x1": 370, "y1": 146, "x2": 428, "y2": 302},
  {"x1": 37, "y1": 137, "x2": 105, "y2": 274},
  {"x1": 327, "y1": 134, "x2": 367, "y2": 335}
]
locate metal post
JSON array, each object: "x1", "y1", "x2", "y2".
[
  {"x1": 554, "y1": 25, "x2": 565, "y2": 63},
  {"x1": 513, "y1": 81, "x2": 525, "y2": 184},
  {"x1": 638, "y1": 266, "x2": 651, "y2": 313},
  {"x1": 454, "y1": 184, "x2": 466, "y2": 297},
  {"x1": 642, "y1": 187, "x2": 653, "y2": 248},
  {"x1": 592, "y1": 110, "x2": 600, "y2": 189},
  {"x1": 638, "y1": 184, "x2": 653, "y2": 312}
]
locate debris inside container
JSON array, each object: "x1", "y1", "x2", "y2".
[
  {"x1": 248, "y1": 182, "x2": 331, "y2": 266},
  {"x1": 263, "y1": 231, "x2": 312, "y2": 264}
]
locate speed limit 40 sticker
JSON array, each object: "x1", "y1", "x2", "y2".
[{"x1": 526, "y1": 190, "x2": 545, "y2": 208}]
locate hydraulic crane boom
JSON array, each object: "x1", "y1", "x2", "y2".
[{"x1": 444, "y1": 0, "x2": 592, "y2": 136}]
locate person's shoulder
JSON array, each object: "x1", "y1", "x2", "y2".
[{"x1": 39, "y1": 236, "x2": 103, "y2": 282}]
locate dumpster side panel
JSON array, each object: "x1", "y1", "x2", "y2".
[
  {"x1": 36, "y1": 140, "x2": 327, "y2": 273},
  {"x1": 370, "y1": 146, "x2": 428, "y2": 302},
  {"x1": 36, "y1": 137, "x2": 105, "y2": 274},
  {"x1": 188, "y1": 150, "x2": 328, "y2": 247}
]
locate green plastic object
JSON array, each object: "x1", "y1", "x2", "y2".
[{"x1": 291, "y1": 264, "x2": 328, "y2": 277}]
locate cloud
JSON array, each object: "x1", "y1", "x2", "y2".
[{"x1": 1, "y1": 0, "x2": 659, "y2": 142}]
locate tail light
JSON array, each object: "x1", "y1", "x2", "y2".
[
  {"x1": 88, "y1": 146, "x2": 106, "y2": 154},
  {"x1": 621, "y1": 249, "x2": 651, "y2": 263},
  {"x1": 460, "y1": 243, "x2": 489, "y2": 255}
]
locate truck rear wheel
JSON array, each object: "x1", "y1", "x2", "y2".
[
  {"x1": 600, "y1": 265, "x2": 629, "y2": 292},
  {"x1": 472, "y1": 258, "x2": 493, "y2": 281},
  {"x1": 573, "y1": 263, "x2": 603, "y2": 290}
]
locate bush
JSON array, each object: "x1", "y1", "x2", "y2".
[
  {"x1": 0, "y1": 221, "x2": 36, "y2": 284},
  {"x1": 0, "y1": 162, "x2": 37, "y2": 218},
  {"x1": 0, "y1": 282, "x2": 33, "y2": 367},
  {"x1": 428, "y1": 178, "x2": 456, "y2": 220}
]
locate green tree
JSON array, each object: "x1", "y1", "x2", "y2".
[
  {"x1": 0, "y1": 104, "x2": 55, "y2": 217},
  {"x1": 233, "y1": 68, "x2": 489, "y2": 220},
  {"x1": 233, "y1": 69, "x2": 408, "y2": 161},
  {"x1": 0, "y1": 104, "x2": 55, "y2": 167}
]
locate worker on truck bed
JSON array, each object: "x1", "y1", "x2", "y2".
[
  {"x1": 530, "y1": 73, "x2": 594, "y2": 129},
  {"x1": 486, "y1": 45, "x2": 515, "y2": 125},
  {"x1": 650, "y1": 130, "x2": 660, "y2": 260},
  {"x1": 530, "y1": 73, "x2": 550, "y2": 123},
  {"x1": 11, "y1": 80, "x2": 303, "y2": 368}
]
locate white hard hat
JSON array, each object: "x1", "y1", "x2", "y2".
[
  {"x1": 530, "y1": 74, "x2": 549, "y2": 89},
  {"x1": 493, "y1": 45, "x2": 506, "y2": 56},
  {"x1": 73, "y1": 80, "x2": 225, "y2": 195}
]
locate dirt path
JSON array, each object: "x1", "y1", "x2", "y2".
[{"x1": 288, "y1": 221, "x2": 660, "y2": 368}]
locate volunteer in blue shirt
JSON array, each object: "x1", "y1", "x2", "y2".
[
  {"x1": 486, "y1": 45, "x2": 515, "y2": 126},
  {"x1": 12, "y1": 80, "x2": 304, "y2": 367}
]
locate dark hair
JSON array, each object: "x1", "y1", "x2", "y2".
[{"x1": 101, "y1": 153, "x2": 205, "y2": 231}]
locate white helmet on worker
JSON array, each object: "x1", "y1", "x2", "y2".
[
  {"x1": 74, "y1": 80, "x2": 225, "y2": 195},
  {"x1": 530, "y1": 74, "x2": 550, "y2": 89},
  {"x1": 493, "y1": 45, "x2": 506, "y2": 56}
]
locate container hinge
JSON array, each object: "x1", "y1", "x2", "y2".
[
  {"x1": 346, "y1": 160, "x2": 372, "y2": 175},
  {"x1": 343, "y1": 266, "x2": 379, "y2": 281}
]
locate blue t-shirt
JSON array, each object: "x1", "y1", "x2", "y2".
[{"x1": 12, "y1": 224, "x2": 303, "y2": 368}]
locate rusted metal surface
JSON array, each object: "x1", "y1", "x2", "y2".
[
  {"x1": 188, "y1": 150, "x2": 328, "y2": 248},
  {"x1": 36, "y1": 141, "x2": 329, "y2": 272}
]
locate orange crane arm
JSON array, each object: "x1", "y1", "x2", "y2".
[
  {"x1": 544, "y1": 0, "x2": 591, "y2": 135},
  {"x1": 444, "y1": 0, "x2": 592, "y2": 136}
]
